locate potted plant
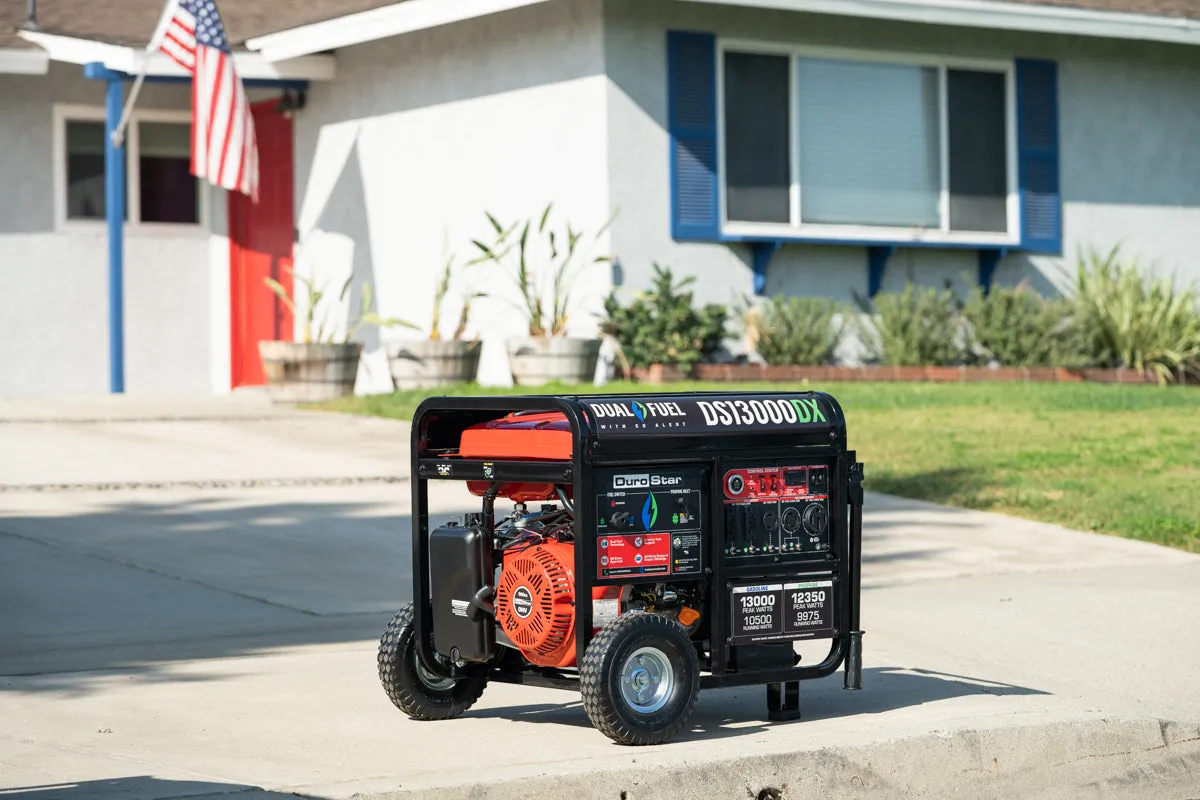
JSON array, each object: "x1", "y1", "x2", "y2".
[
  {"x1": 470, "y1": 203, "x2": 615, "y2": 386},
  {"x1": 259, "y1": 269, "x2": 403, "y2": 403},
  {"x1": 384, "y1": 234, "x2": 487, "y2": 389},
  {"x1": 601, "y1": 263, "x2": 727, "y2": 383}
]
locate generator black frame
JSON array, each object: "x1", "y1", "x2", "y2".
[{"x1": 408, "y1": 391, "x2": 865, "y2": 713}]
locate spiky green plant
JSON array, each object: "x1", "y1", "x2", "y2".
[
  {"x1": 469, "y1": 203, "x2": 617, "y2": 337},
  {"x1": 264, "y1": 269, "x2": 415, "y2": 343},
  {"x1": 1072, "y1": 244, "x2": 1200, "y2": 383},
  {"x1": 423, "y1": 228, "x2": 489, "y2": 341}
]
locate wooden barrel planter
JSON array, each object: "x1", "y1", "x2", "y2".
[
  {"x1": 505, "y1": 336, "x2": 602, "y2": 386},
  {"x1": 257, "y1": 341, "x2": 363, "y2": 403},
  {"x1": 386, "y1": 339, "x2": 482, "y2": 389}
]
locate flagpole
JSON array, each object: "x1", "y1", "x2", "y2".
[{"x1": 110, "y1": 0, "x2": 176, "y2": 148}]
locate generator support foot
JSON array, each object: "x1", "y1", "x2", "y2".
[
  {"x1": 844, "y1": 630, "x2": 863, "y2": 690},
  {"x1": 767, "y1": 681, "x2": 801, "y2": 722}
]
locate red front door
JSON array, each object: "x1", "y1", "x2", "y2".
[{"x1": 229, "y1": 99, "x2": 295, "y2": 388}]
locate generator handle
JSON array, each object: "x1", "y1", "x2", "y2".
[{"x1": 844, "y1": 456, "x2": 865, "y2": 691}]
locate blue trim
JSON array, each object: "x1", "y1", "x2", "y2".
[
  {"x1": 105, "y1": 77, "x2": 126, "y2": 394},
  {"x1": 1015, "y1": 59, "x2": 1061, "y2": 254},
  {"x1": 721, "y1": 232, "x2": 1015, "y2": 251},
  {"x1": 83, "y1": 61, "x2": 309, "y2": 90},
  {"x1": 978, "y1": 248, "x2": 1008, "y2": 293},
  {"x1": 667, "y1": 31, "x2": 719, "y2": 240},
  {"x1": 867, "y1": 246, "x2": 895, "y2": 297},
  {"x1": 749, "y1": 240, "x2": 782, "y2": 295}
]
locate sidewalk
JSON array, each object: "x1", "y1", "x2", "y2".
[{"x1": 0, "y1": 394, "x2": 408, "y2": 489}]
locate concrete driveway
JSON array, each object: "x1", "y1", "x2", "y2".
[{"x1": 1, "y1": 395, "x2": 1197, "y2": 800}]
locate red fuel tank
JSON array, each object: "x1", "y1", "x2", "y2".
[{"x1": 460, "y1": 412, "x2": 573, "y2": 501}]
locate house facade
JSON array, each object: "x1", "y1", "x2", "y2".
[
  {"x1": 0, "y1": 0, "x2": 347, "y2": 397},
  {"x1": 3, "y1": 0, "x2": 1199, "y2": 396}
]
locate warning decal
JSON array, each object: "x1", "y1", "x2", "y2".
[{"x1": 597, "y1": 533, "x2": 671, "y2": 578}]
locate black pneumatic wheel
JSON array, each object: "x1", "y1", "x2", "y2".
[
  {"x1": 580, "y1": 611, "x2": 701, "y2": 745},
  {"x1": 377, "y1": 603, "x2": 488, "y2": 720}
]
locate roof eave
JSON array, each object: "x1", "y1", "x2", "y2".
[
  {"x1": 0, "y1": 45, "x2": 50, "y2": 74},
  {"x1": 245, "y1": 0, "x2": 555, "y2": 63},
  {"x1": 16, "y1": 29, "x2": 337, "y2": 80},
  {"x1": 244, "y1": 0, "x2": 1200, "y2": 63},
  {"x1": 687, "y1": 0, "x2": 1200, "y2": 45}
]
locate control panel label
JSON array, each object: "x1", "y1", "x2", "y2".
[
  {"x1": 723, "y1": 463, "x2": 832, "y2": 560},
  {"x1": 730, "y1": 579, "x2": 835, "y2": 644},
  {"x1": 595, "y1": 466, "x2": 706, "y2": 580},
  {"x1": 671, "y1": 532, "x2": 702, "y2": 575}
]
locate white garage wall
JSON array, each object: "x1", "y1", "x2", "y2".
[{"x1": 292, "y1": 0, "x2": 614, "y2": 391}]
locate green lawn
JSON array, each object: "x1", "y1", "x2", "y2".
[{"x1": 312, "y1": 381, "x2": 1200, "y2": 552}]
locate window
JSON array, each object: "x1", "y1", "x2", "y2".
[
  {"x1": 57, "y1": 106, "x2": 203, "y2": 228},
  {"x1": 718, "y1": 46, "x2": 1015, "y2": 241},
  {"x1": 137, "y1": 122, "x2": 199, "y2": 224},
  {"x1": 65, "y1": 120, "x2": 111, "y2": 221}
]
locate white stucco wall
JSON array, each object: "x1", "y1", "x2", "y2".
[
  {"x1": 602, "y1": 0, "x2": 1200, "y2": 316},
  {"x1": 0, "y1": 62, "x2": 255, "y2": 398},
  {"x1": 292, "y1": 0, "x2": 614, "y2": 390}
]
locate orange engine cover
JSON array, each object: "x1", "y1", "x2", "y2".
[
  {"x1": 495, "y1": 540, "x2": 617, "y2": 668},
  {"x1": 462, "y1": 412, "x2": 572, "y2": 503}
]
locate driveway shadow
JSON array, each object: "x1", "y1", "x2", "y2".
[
  {"x1": 460, "y1": 666, "x2": 1048, "y2": 743},
  {"x1": 0, "y1": 776, "x2": 306, "y2": 799},
  {"x1": 865, "y1": 468, "x2": 988, "y2": 509},
  {"x1": 0, "y1": 492, "x2": 421, "y2": 689}
]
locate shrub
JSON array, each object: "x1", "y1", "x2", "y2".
[
  {"x1": 962, "y1": 282, "x2": 1071, "y2": 367},
  {"x1": 747, "y1": 295, "x2": 845, "y2": 366},
  {"x1": 601, "y1": 263, "x2": 728, "y2": 372},
  {"x1": 854, "y1": 283, "x2": 967, "y2": 367},
  {"x1": 1044, "y1": 298, "x2": 1106, "y2": 369},
  {"x1": 1071, "y1": 244, "x2": 1200, "y2": 383}
]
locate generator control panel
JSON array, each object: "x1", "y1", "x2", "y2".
[
  {"x1": 723, "y1": 462, "x2": 832, "y2": 562},
  {"x1": 592, "y1": 465, "x2": 707, "y2": 582}
]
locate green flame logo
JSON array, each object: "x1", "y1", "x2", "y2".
[{"x1": 641, "y1": 492, "x2": 659, "y2": 530}]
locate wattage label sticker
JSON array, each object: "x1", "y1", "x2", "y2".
[
  {"x1": 730, "y1": 579, "x2": 835, "y2": 644},
  {"x1": 731, "y1": 583, "x2": 784, "y2": 641},
  {"x1": 782, "y1": 580, "x2": 835, "y2": 638}
]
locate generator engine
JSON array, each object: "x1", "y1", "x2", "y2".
[
  {"x1": 492, "y1": 503, "x2": 583, "y2": 668},
  {"x1": 486, "y1": 502, "x2": 694, "y2": 668}
]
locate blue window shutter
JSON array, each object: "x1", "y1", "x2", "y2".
[
  {"x1": 1015, "y1": 59, "x2": 1061, "y2": 254},
  {"x1": 668, "y1": 31, "x2": 719, "y2": 240}
]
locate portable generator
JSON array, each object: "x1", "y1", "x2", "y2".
[{"x1": 378, "y1": 391, "x2": 865, "y2": 746}]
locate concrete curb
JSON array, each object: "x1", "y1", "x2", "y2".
[{"x1": 292, "y1": 717, "x2": 1200, "y2": 800}]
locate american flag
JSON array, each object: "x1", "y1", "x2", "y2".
[{"x1": 156, "y1": 0, "x2": 258, "y2": 201}]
